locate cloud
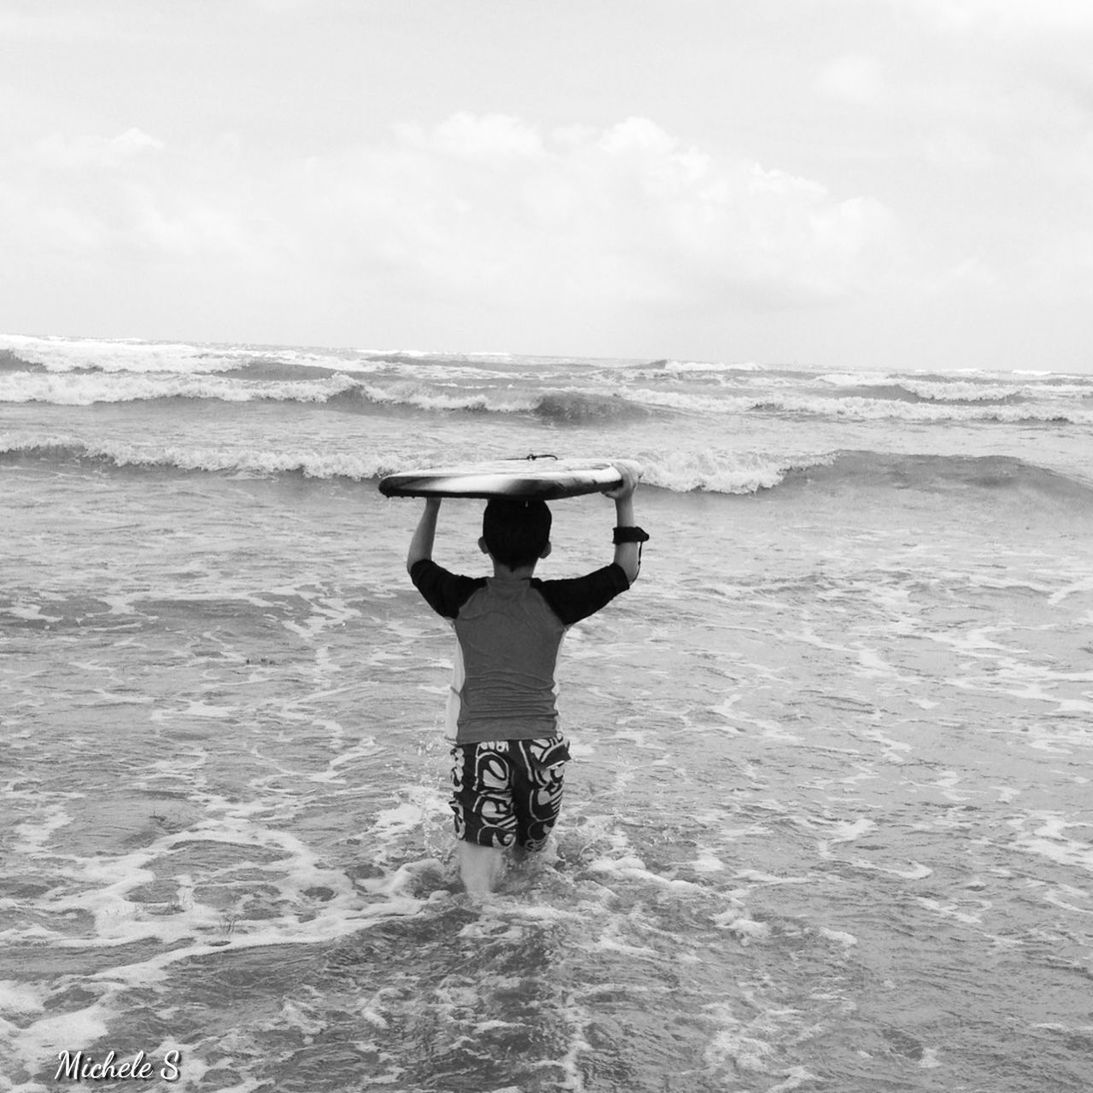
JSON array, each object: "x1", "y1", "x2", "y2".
[
  {"x1": 2, "y1": 127, "x2": 250, "y2": 262},
  {"x1": 395, "y1": 113, "x2": 545, "y2": 161},
  {"x1": 0, "y1": 6, "x2": 106, "y2": 41},
  {"x1": 3, "y1": 112, "x2": 912, "y2": 359},
  {"x1": 12, "y1": 102, "x2": 1092, "y2": 362},
  {"x1": 815, "y1": 6, "x2": 1093, "y2": 196},
  {"x1": 816, "y1": 55, "x2": 887, "y2": 106},
  {"x1": 284, "y1": 115, "x2": 901, "y2": 316},
  {"x1": 26, "y1": 128, "x2": 165, "y2": 170},
  {"x1": 0, "y1": 114, "x2": 902, "y2": 343},
  {"x1": 901, "y1": 0, "x2": 1093, "y2": 34},
  {"x1": 889, "y1": 0, "x2": 1093, "y2": 127}
]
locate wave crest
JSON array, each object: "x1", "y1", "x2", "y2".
[
  {"x1": 0, "y1": 371, "x2": 359, "y2": 406},
  {"x1": 4, "y1": 439, "x2": 1091, "y2": 508},
  {"x1": 0, "y1": 436, "x2": 398, "y2": 481},
  {"x1": 746, "y1": 394, "x2": 1093, "y2": 426},
  {"x1": 777, "y1": 451, "x2": 1093, "y2": 506},
  {"x1": 0, "y1": 349, "x2": 45, "y2": 373},
  {"x1": 533, "y1": 391, "x2": 650, "y2": 424}
]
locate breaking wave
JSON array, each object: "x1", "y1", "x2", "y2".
[
  {"x1": 532, "y1": 391, "x2": 652, "y2": 424},
  {"x1": 2, "y1": 341, "x2": 1091, "y2": 426},
  {"x1": 0, "y1": 437, "x2": 401, "y2": 482},
  {"x1": 6, "y1": 438, "x2": 1090, "y2": 507},
  {"x1": 774, "y1": 451, "x2": 1093, "y2": 507}
]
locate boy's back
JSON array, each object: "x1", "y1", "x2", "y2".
[{"x1": 410, "y1": 561, "x2": 629, "y2": 744}]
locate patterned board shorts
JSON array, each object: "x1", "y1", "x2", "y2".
[{"x1": 449, "y1": 736, "x2": 571, "y2": 851}]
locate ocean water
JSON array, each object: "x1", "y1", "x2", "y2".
[{"x1": 1, "y1": 332, "x2": 1092, "y2": 1093}]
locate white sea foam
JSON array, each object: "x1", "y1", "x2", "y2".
[
  {"x1": 7, "y1": 335, "x2": 1093, "y2": 444},
  {"x1": 0, "y1": 433, "x2": 398, "y2": 481},
  {"x1": 0, "y1": 371, "x2": 358, "y2": 405},
  {"x1": 629, "y1": 358, "x2": 764, "y2": 378},
  {"x1": 0, "y1": 332, "x2": 381, "y2": 377},
  {"x1": 635, "y1": 447, "x2": 837, "y2": 494},
  {"x1": 665, "y1": 358, "x2": 764, "y2": 372},
  {"x1": 818, "y1": 371, "x2": 892, "y2": 387},
  {"x1": 0, "y1": 981, "x2": 47, "y2": 1015},
  {"x1": 817, "y1": 372, "x2": 1027, "y2": 402},
  {"x1": 763, "y1": 392, "x2": 1093, "y2": 424},
  {"x1": 702, "y1": 1001, "x2": 778, "y2": 1075},
  {"x1": 1012, "y1": 814, "x2": 1093, "y2": 874},
  {"x1": 10, "y1": 1002, "x2": 114, "y2": 1074},
  {"x1": 2, "y1": 332, "x2": 243, "y2": 374},
  {"x1": 0, "y1": 430, "x2": 847, "y2": 495},
  {"x1": 691, "y1": 850, "x2": 728, "y2": 873},
  {"x1": 901, "y1": 379, "x2": 1024, "y2": 402},
  {"x1": 818, "y1": 927, "x2": 858, "y2": 946},
  {"x1": 13, "y1": 805, "x2": 73, "y2": 854},
  {"x1": 711, "y1": 911, "x2": 772, "y2": 941}
]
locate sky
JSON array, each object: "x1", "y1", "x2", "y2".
[{"x1": 2, "y1": 0, "x2": 1091, "y2": 372}]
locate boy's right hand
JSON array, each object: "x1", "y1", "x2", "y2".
[{"x1": 602, "y1": 463, "x2": 638, "y2": 500}]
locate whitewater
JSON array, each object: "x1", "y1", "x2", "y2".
[{"x1": 2, "y1": 332, "x2": 1092, "y2": 1093}]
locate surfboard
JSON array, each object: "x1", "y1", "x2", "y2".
[{"x1": 378, "y1": 456, "x2": 639, "y2": 500}]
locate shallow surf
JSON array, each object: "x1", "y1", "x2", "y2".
[{"x1": 2, "y1": 334, "x2": 1092, "y2": 1092}]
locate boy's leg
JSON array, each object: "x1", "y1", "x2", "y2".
[
  {"x1": 449, "y1": 741, "x2": 517, "y2": 894},
  {"x1": 456, "y1": 841, "x2": 504, "y2": 894},
  {"x1": 511, "y1": 737, "x2": 570, "y2": 852}
]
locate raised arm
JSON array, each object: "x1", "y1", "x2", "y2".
[
  {"x1": 603, "y1": 466, "x2": 646, "y2": 584},
  {"x1": 406, "y1": 497, "x2": 442, "y2": 574}
]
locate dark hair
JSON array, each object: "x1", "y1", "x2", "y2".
[{"x1": 482, "y1": 498, "x2": 552, "y2": 568}]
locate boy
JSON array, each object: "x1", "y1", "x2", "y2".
[{"x1": 406, "y1": 466, "x2": 647, "y2": 894}]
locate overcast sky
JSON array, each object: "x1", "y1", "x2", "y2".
[{"x1": 2, "y1": 0, "x2": 1091, "y2": 371}]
